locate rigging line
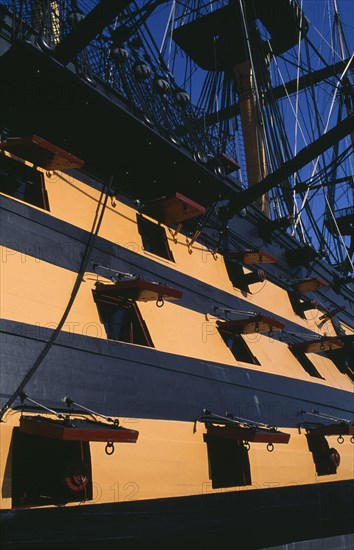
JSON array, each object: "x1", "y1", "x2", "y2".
[
  {"x1": 300, "y1": 145, "x2": 353, "y2": 186},
  {"x1": 130, "y1": 2, "x2": 171, "y2": 76},
  {"x1": 306, "y1": 25, "x2": 343, "y2": 64},
  {"x1": 292, "y1": 4, "x2": 308, "y2": 242},
  {"x1": 264, "y1": 89, "x2": 284, "y2": 164},
  {"x1": 293, "y1": 53, "x2": 354, "y2": 233},
  {"x1": 293, "y1": 0, "x2": 304, "y2": 213},
  {"x1": 0, "y1": 175, "x2": 113, "y2": 421},
  {"x1": 159, "y1": 0, "x2": 175, "y2": 60},
  {"x1": 197, "y1": 69, "x2": 211, "y2": 111},
  {"x1": 333, "y1": 0, "x2": 354, "y2": 171},
  {"x1": 266, "y1": 44, "x2": 308, "y2": 236},
  {"x1": 301, "y1": 173, "x2": 353, "y2": 190},
  {"x1": 308, "y1": 58, "x2": 354, "y2": 182},
  {"x1": 238, "y1": 0, "x2": 272, "y2": 178},
  {"x1": 301, "y1": 163, "x2": 353, "y2": 263},
  {"x1": 276, "y1": 51, "x2": 317, "y2": 77},
  {"x1": 324, "y1": 193, "x2": 354, "y2": 272},
  {"x1": 19, "y1": 394, "x2": 65, "y2": 419},
  {"x1": 333, "y1": 0, "x2": 344, "y2": 59},
  {"x1": 213, "y1": 35, "x2": 219, "y2": 125},
  {"x1": 303, "y1": 40, "x2": 324, "y2": 173},
  {"x1": 269, "y1": 44, "x2": 307, "y2": 164},
  {"x1": 167, "y1": 3, "x2": 177, "y2": 73},
  {"x1": 298, "y1": 42, "x2": 334, "y2": 248},
  {"x1": 173, "y1": 0, "x2": 215, "y2": 22},
  {"x1": 328, "y1": 0, "x2": 335, "y2": 63},
  {"x1": 299, "y1": 148, "x2": 352, "y2": 193},
  {"x1": 334, "y1": 0, "x2": 353, "y2": 62}
]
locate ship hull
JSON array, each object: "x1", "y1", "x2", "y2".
[
  {"x1": 1, "y1": 480, "x2": 353, "y2": 550},
  {"x1": 1, "y1": 317, "x2": 353, "y2": 424},
  {"x1": 0, "y1": 3, "x2": 353, "y2": 548},
  {"x1": 1, "y1": 170, "x2": 354, "y2": 550}
]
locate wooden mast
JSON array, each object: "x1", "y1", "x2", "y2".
[
  {"x1": 233, "y1": 60, "x2": 270, "y2": 215},
  {"x1": 232, "y1": 0, "x2": 270, "y2": 217}
]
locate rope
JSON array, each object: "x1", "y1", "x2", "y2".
[
  {"x1": 293, "y1": 1, "x2": 304, "y2": 223},
  {"x1": 293, "y1": 54, "x2": 354, "y2": 232},
  {"x1": 0, "y1": 175, "x2": 112, "y2": 421}
]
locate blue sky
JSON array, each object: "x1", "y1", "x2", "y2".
[{"x1": 305, "y1": 0, "x2": 353, "y2": 53}]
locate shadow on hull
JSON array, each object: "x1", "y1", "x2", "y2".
[{"x1": 2, "y1": 480, "x2": 353, "y2": 550}]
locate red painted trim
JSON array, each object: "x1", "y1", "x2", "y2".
[
  {"x1": 290, "y1": 337, "x2": 344, "y2": 353},
  {"x1": 19, "y1": 416, "x2": 139, "y2": 443},
  {"x1": 225, "y1": 249, "x2": 277, "y2": 264},
  {"x1": 141, "y1": 192, "x2": 205, "y2": 225},
  {"x1": 0, "y1": 135, "x2": 84, "y2": 170},
  {"x1": 217, "y1": 314, "x2": 285, "y2": 335},
  {"x1": 294, "y1": 278, "x2": 328, "y2": 293},
  {"x1": 306, "y1": 423, "x2": 354, "y2": 437},
  {"x1": 207, "y1": 425, "x2": 290, "y2": 444},
  {"x1": 94, "y1": 279, "x2": 183, "y2": 303}
]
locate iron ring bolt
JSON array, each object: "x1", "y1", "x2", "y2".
[
  {"x1": 105, "y1": 442, "x2": 115, "y2": 455},
  {"x1": 156, "y1": 296, "x2": 164, "y2": 307},
  {"x1": 267, "y1": 442, "x2": 274, "y2": 452},
  {"x1": 337, "y1": 435, "x2": 344, "y2": 444}
]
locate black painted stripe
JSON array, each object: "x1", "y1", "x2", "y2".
[
  {"x1": 1, "y1": 194, "x2": 344, "y2": 338},
  {"x1": 1, "y1": 319, "x2": 353, "y2": 424},
  {"x1": 1, "y1": 479, "x2": 353, "y2": 549}
]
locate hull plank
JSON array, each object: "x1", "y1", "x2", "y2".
[
  {"x1": 0, "y1": 1, "x2": 353, "y2": 548},
  {"x1": 1, "y1": 194, "x2": 352, "y2": 335},
  {"x1": 0, "y1": 319, "x2": 353, "y2": 424},
  {"x1": 1, "y1": 480, "x2": 353, "y2": 549}
]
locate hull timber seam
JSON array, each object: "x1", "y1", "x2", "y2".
[
  {"x1": 1, "y1": 194, "x2": 353, "y2": 331},
  {"x1": 0, "y1": 1, "x2": 353, "y2": 548},
  {"x1": 1, "y1": 480, "x2": 353, "y2": 549},
  {"x1": 0, "y1": 319, "x2": 353, "y2": 423}
]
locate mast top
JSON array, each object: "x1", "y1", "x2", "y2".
[{"x1": 172, "y1": 0, "x2": 308, "y2": 71}]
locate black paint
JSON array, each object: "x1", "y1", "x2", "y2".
[
  {"x1": 1, "y1": 319, "x2": 352, "y2": 425},
  {"x1": 1, "y1": 194, "x2": 346, "y2": 337},
  {"x1": 1, "y1": 479, "x2": 353, "y2": 549}
]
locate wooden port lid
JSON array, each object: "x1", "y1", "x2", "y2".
[
  {"x1": 141, "y1": 192, "x2": 205, "y2": 225},
  {"x1": 290, "y1": 336, "x2": 344, "y2": 353},
  {"x1": 225, "y1": 249, "x2": 277, "y2": 265},
  {"x1": 293, "y1": 278, "x2": 328, "y2": 293},
  {"x1": 206, "y1": 424, "x2": 290, "y2": 444},
  {"x1": 306, "y1": 423, "x2": 354, "y2": 437},
  {"x1": 218, "y1": 152, "x2": 240, "y2": 174},
  {"x1": 217, "y1": 314, "x2": 285, "y2": 335},
  {"x1": 93, "y1": 279, "x2": 183, "y2": 304},
  {"x1": 19, "y1": 415, "x2": 139, "y2": 443},
  {"x1": 0, "y1": 135, "x2": 84, "y2": 170}
]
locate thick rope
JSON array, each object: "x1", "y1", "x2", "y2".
[{"x1": 0, "y1": 175, "x2": 112, "y2": 420}]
